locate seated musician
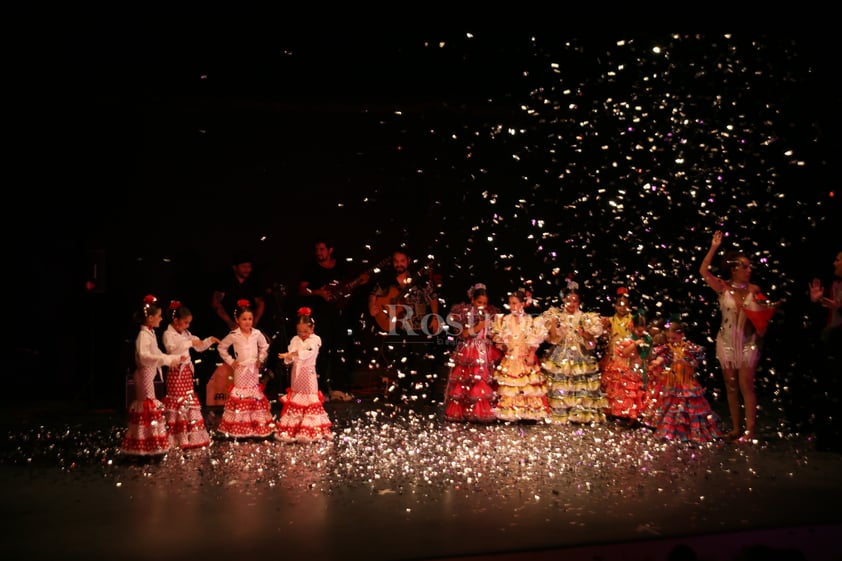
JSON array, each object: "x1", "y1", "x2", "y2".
[{"x1": 367, "y1": 247, "x2": 443, "y2": 403}]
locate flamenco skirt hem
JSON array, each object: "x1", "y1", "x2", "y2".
[
  {"x1": 274, "y1": 431, "x2": 334, "y2": 444},
  {"x1": 121, "y1": 398, "x2": 170, "y2": 456},
  {"x1": 444, "y1": 398, "x2": 497, "y2": 423},
  {"x1": 217, "y1": 390, "x2": 275, "y2": 438},
  {"x1": 651, "y1": 387, "x2": 724, "y2": 443},
  {"x1": 549, "y1": 408, "x2": 607, "y2": 425},
  {"x1": 275, "y1": 390, "x2": 334, "y2": 443}
]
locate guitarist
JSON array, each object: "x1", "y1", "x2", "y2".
[
  {"x1": 367, "y1": 247, "x2": 443, "y2": 402},
  {"x1": 296, "y1": 239, "x2": 366, "y2": 402}
]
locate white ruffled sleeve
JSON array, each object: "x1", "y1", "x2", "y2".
[{"x1": 581, "y1": 312, "x2": 605, "y2": 338}]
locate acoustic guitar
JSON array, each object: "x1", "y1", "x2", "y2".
[
  {"x1": 372, "y1": 260, "x2": 439, "y2": 332},
  {"x1": 321, "y1": 256, "x2": 391, "y2": 311}
]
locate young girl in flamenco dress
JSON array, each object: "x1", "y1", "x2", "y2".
[
  {"x1": 599, "y1": 287, "x2": 633, "y2": 372},
  {"x1": 491, "y1": 288, "x2": 551, "y2": 422},
  {"x1": 162, "y1": 300, "x2": 219, "y2": 449},
  {"x1": 274, "y1": 307, "x2": 334, "y2": 443},
  {"x1": 216, "y1": 299, "x2": 275, "y2": 438},
  {"x1": 647, "y1": 320, "x2": 723, "y2": 444},
  {"x1": 121, "y1": 295, "x2": 186, "y2": 457},
  {"x1": 600, "y1": 310, "x2": 651, "y2": 426},
  {"x1": 443, "y1": 283, "x2": 501, "y2": 422},
  {"x1": 540, "y1": 280, "x2": 607, "y2": 425}
]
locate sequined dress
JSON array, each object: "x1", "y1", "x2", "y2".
[
  {"x1": 121, "y1": 326, "x2": 180, "y2": 456},
  {"x1": 216, "y1": 328, "x2": 275, "y2": 438},
  {"x1": 443, "y1": 303, "x2": 501, "y2": 422},
  {"x1": 649, "y1": 341, "x2": 723, "y2": 443},
  {"x1": 716, "y1": 289, "x2": 761, "y2": 369},
  {"x1": 161, "y1": 325, "x2": 213, "y2": 449},
  {"x1": 490, "y1": 312, "x2": 551, "y2": 422},
  {"x1": 275, "y1": 333, "x2": 334, "y2": 443},
  {"x1": 541, "y1": 307, "x2": 607, "y2": 424}
]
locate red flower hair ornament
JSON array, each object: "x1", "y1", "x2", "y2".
[
  {"x1": 169, "y1": 300, "x2": 181, "y2": 310},
  {"x1": 616, "y1": 287, "x2": 628, "y2": 296},
  {"x1": 298, "y1": 307, "x2": 312, "y2": 316},
  {"x1": 141, "y1": 294, "x2": 158, "y2": 318},
  {"x1": 237, "y1": 299, "x2": 251, "y2": 308}
]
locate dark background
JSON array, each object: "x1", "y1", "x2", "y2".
[{"x1": 10, "y1": 26, "x2": 840, "y2": 426}]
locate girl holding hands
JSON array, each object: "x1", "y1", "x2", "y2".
[
  {"x1": 121, "y1": 295, "x2": 187, "y2": 457},
  {"x1": 162, "y1": 300, "x2": 219, "y2": 449}
]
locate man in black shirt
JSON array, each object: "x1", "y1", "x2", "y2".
[
  {"x1": 297, "y1": 239, "x2": 369, "y2": 401},
  {"x1": 211, "y1": 252, "x2": 267, "y2": 339},
  {"x1": 199, "y1": 252, "x2": 271, "y2": 405}
]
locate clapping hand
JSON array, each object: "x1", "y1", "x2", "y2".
[{"x1": 809, "y1": 278, "x2": 825, "y2": 303}]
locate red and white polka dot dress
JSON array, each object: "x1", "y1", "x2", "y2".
[
  {"x1": 121, "y1": 326, "x2": 179, "y2": 456},
  {"x1": 162, "y1": 326, "x2": 213, "y2": 449},
  {"x1": 275, "y1": 333, "x2": 333, "y2": 443},
  {"x1": 216, "y1": 328, "x2": 275, "y2": 438}
]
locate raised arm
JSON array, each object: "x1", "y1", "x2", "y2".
[{"x1": 699, "y1": 230, "x2": 727, "y2": 293}]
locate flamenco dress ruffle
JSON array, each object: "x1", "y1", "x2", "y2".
[
  {"x1": 163, "y1": 363, "x2": 210, "y2": 449},
  {"x1": 217, "y1": 383, "x2": 275, "y2": 438},
  {"x1": 493, "y1": 355, "x2": 550, "y2": 422},
  {"x1": 542, "y1": 350, "x2": 607, "y2": 425},
  {"x1": 639, "y1": 374, "x2": 665, "y2": 429},
  {"x1": 443, "y1": 333, "x2": 499, "y2": 422},
  {"x1": 444, "y1": 364, "x2": 497, "y2": 422},
  {"x1": 651, "y1": 359, "x2": 723, "y2": 443},
  {"x1": 653, "y1": 385, "x2": 723, "y2": 443},
  {"x1": 275, "y1": 389, "x2": 334, "y2": 443},
  {"x1": 121, "y1": 397, "x2": 170, "y2": 456},
  {"x1": 600, "y1": 361, "x2": 646, "y2": 421}
]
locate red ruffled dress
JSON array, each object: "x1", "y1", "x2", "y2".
[{"x1": 443, "y1": 303, "x2": 501, "y2": 422}]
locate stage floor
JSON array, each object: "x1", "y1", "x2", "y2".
[{"x1": 2, "y1": 393, "x2": 840, "y2": 561}]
